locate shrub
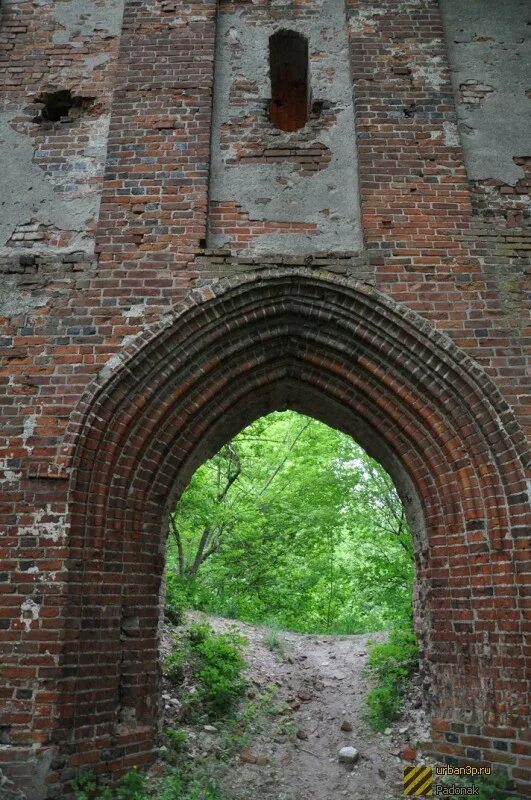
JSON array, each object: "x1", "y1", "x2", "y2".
[
  {"x1": 163, "y1": 622, "x2": 247, "y2": 718},
  {"x1": 364, "y1": 627, "x2": 419, "y2": 731},
  {"x1": 193, "y1": 625, "x2": 247, "y2": 715},
  {"x1": 165, "y1": 573, "x2": 192, "y2": 626},
  {"x1": 165, "y1": 727, "x2": 188, "y2": 751}
]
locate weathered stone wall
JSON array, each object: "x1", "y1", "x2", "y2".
[
  {"x1": 0, "y1": 1, "x2": 529, "y2": 797},
  {"x1": 207, "y1": 0, "x2": 363, "y2": 255},
  {"x1": 440, "y1": 0, "x2": 531, "y2": 225}
]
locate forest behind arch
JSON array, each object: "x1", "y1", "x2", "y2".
[{"x1": 166, "y1": 410, "x2": 415, "y2": 635}]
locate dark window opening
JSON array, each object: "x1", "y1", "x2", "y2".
[{"x1": 269, "y1": 30, "x2": 310, "y2": 132}]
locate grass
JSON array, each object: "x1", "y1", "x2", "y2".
[
  {"x1": 263, "y1": 627, "x2": 287, "y2": 659},
  {"x1": 363, "y1": 626, "x2": 419, "y2": 731}
]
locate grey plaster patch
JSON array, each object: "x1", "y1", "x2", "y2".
[
  {"x1": 124, "y1": 303, "x2": 146, "y2": 318},
  {"x1": 411, "y1": 56, "x2": 445, "y2": 91},
  {"x1": 0, "y1": 111, "x2": 111, "y2": 253},
  {"x1": 18, "y1": 506, "x2": 67, "y2": 544},
  {"x1": 348, "y1": 6, "x2": 386, "y2": 33},
  {"x1": 440, "y1": 0, "x2": 531, "y2": 185},
  {"x1": 31, "y1": 0, "x2": 126, "y2": 45},
  {"x1": 0, "y1": 277, "x2": 46, "y2": 315},
  {"x1": 209, "y1": 0, "x2": 363, "y2": 255},
  {"x1": 22, "y1": 414, "x2": 37, "y2": 453},
  {"x1": 84, "y1": 52, "x2": 111, "y2": 74},
  {"x1": 443, "y1": 120, "x2": 460, "y2": 147}
]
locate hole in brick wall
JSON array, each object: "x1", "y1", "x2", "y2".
[
  {"x1": 269, "y1": 30, "x2": 310, "y2": 132},
  {"x1": 0, "y1": 726, "x2": 12, "y2": 745},
  {"x1": 33, "y1": 90, "x2": 96, "y2": 123}
]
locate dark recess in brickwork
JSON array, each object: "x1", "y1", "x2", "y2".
[
  {"x1": 269, "y1": 30, "x2": 310, "y2": 131},
  {"x1": 33, "y1": 90, "x2": 95, "y2": 123}
]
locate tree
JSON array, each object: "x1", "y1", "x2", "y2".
[{"x1": 166, "y1": 411, "x2": 414, "y2": 634}]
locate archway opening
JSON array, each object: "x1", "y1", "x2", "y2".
[
  {"x1": 166, "y1": 409, "x2": 415, "y2": 635},
  {"x1": 157, "y1": 409, "x2": 419, "y2": 797}
]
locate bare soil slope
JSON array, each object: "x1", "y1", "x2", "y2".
[{"x1": 158, "y1": 613, "x2": 430, "y2": 800}]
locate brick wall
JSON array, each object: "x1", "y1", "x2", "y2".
[{"x1": 0, "y1": 0, "x2": 529, "y2": 797}]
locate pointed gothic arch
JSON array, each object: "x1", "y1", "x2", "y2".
[{"x1": 52, "y1": 270, "x2": 529, "y2": 787}]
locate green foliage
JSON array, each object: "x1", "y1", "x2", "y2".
[
  {"x1": 364, "y1": 627, "x2": 419, "y2": 731},
  {"x1": 164, "y1": 573, "x2": 191, "y2": 626},
  {"x1": 73, "y1": 770, "x2": 147, "y2": 800},
  {"x1": 164, "y1": 727, "x2": 188, "y2": 751},
  {"x1": 166, "y1": 411, "x2": 414, "y2": 635},
  {"x1": 440, "y1": 770, "x2": 519, "y2": 800},
  {"x1": 154, "y1": 769, "x2": 226, "y2": 800},
  {"x1": 163, "y1": 623, "x2": 247, "y2": 718}
]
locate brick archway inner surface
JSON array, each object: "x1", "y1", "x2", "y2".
[{"x1": 42, "y1": 271, "x2": 529, "y2": 794}]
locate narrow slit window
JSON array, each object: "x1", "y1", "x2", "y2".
[{"x1": 269, "y1": 30, "x2": 310, "y2": 132}]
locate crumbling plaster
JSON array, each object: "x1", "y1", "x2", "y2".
[
  {"x1": 208, "y1": 0, "x2": 363, "y2": 255},
  {"x1": 0, "y1": 0, "x2": 126, "y2": 260},
  {"x1": 440, "y1": 0, "x2": 531, "y2": 185},
  {"x1": 33, "y1": 0, "x2": 125, "y2": 45},
  {"x1": 0, "y1": 112, "x2": 107, "y2": 253}
]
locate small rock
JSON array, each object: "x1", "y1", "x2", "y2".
[
  {"x1": 384, "y1": 727, "x2": 392, "y2": 735},
  {"x1": 378, "y1": 768, "x2": 386, "y2": 779},
  {"x1": 400, "y1": 746, "x2": 417, "y2": 762},
  {"x1": 255, "y1": 755, "x2": 268, "y2": 766},
  {"x1": 239, "y1": 749, "x2": 257, "y2": 764},
  {"x1": 338, "y1": 746, "x2": 359, "y2": 764},
  {"x1": 340, "y1": 720, "x2": 353, "y2": 732},
  {"x1": 399, "y1": 726, "x2": 409, "y2": 734},
  {"x1": 297, "y1": 690, "x2": 312, "y2": 702},
  {"x1": 296, "y1": 729, "x2": 308, "y2": 740},
  {"x1": 290, "y1": 701, "x2": 301, "y2": 711},
  {"x1": 203, "y1": 725, "x2": 217, "y2": 733}
]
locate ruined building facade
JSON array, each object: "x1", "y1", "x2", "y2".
[{"x1": 0, "y1": 0, "x2": 530, "y2": 797}]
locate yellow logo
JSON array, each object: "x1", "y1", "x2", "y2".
[{"x1": 403, "y1": 765, "x2": 433, "y2": 796}]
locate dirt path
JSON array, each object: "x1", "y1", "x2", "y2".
[{"x1": 159, "y1": 613, "x2": 431, "y2": 800}]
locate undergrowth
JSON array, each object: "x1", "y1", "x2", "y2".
[
  {"x1": 163, "y1": 622, "x2": 247, "y2": 718},
  {"x1": 72, "y1": 682, "x2": 281, "y2": 800},
  {"x1": 364, "y1": 627, "x2": 419, "y2": 731},
  {"x1": 73, "y1": 768, "x2": 226, "y2": 800}
]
